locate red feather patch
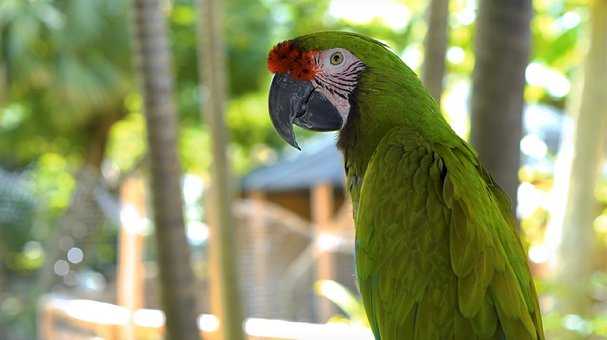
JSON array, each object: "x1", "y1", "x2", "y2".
[{"x1": 268, "y1": 41, "x2": 318, "y2": 81}]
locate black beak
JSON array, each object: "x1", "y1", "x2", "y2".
[{"x1": 269, "y1": 73, "x2": 343, "y2": 150}]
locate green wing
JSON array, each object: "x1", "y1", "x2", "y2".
[{"x1": 355, "y1": 128, "x2": 544, "y2": 340}]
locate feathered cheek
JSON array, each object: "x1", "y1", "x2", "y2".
[{"x1": 267, "y1": 41, "x2": 319, "y2": 81}]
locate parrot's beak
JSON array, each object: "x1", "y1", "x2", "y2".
[{"x1": 269, "y1": 73, "x2": 343, "y2": 150}]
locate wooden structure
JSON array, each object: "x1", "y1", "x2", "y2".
[
  {"x1": 116, "y1": 177, "x2": 147, "y2": 340},
  {"x1": 241, "y1": 135, "x2": 355, "y2": 322}
]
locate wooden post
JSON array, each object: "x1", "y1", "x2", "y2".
[
  {"x1": 197, "y1": 0, "x2": 246, "y2": 338},
  {"x1": 117, "y1": 177, "x2": 146, "y2": 340},
  {"x1": 311, "y1": 183, "x2": 335, "y2": 322},
  {"x1": 249, "y1": 191, "x2": 269, "y2": 317},
  {"x1": 37, "y1": 300, "x2": 54, "y2": 340}
]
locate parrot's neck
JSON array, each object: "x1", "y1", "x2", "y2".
[
  {"x1": 337, "y1": 71, "x2": 450, "y2": 178},
  {"x1": 337, "y1": 105, "x2": 383, "y2": 173}
]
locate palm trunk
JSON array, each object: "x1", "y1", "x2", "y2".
[
  {"x1": 470, "y1": 0, "x2": 532, "y2": 211},
  {"x1": 197, "y1": 0, "x2": 245, "y2": 339},
  {"x1": 421, "y1": 0, "x2": 449, "y2": 103},
  {"x1": 131, "y1": 1, "x2": 200, "y2": 339},
  {"x1": 556, "y1": 0, "x2": 607, "y2": 319}
]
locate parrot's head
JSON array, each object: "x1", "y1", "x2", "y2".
[{"x1": 267, "y1": 31, "x2": 435, "y2": 150}]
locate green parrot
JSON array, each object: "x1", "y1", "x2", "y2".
[{"x1": 266, "y1": 31, "x2": 544, "y2": 340}]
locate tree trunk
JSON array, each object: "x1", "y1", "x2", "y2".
[
  {"x1": 131, "y1": 1, "x2": 200, "y2": 339},
  {"x1": 421, "y1": 0, "x2": 449, "y2": 103},
  {"x1": 197, "y1": 0, "x2": 245, "y2": 339},
  {"x1": 556, "y1": 0, "x2": 607, "y2": 319},
  {"x1": 470, "y1": 0, "x2": 532, "y2": 211}
]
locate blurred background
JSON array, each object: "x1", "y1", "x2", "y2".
[{"x1": 1, "y1": 0, "x2": 606, "y2": 339}]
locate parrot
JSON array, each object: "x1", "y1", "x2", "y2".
[{"x1": 266, "y1": 31, "x2": 544, "y2": 340}]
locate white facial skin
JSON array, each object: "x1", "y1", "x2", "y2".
[{"x1": 311, "y1": 48, "x2": 365, "y2": 127}]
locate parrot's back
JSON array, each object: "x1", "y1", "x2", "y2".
[{"x1": 345, "y1": 127, "x2": 544, "y2": 340}]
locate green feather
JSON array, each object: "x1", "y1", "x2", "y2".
[{"x1": 472, "y1": 297, "x2": 498, "y2": 337}]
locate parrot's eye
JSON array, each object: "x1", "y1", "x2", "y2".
[{"x1": 330, "y1": 52, "x2": 344, "y2": 65}]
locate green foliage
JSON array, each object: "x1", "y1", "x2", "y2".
[
  {"x1": 180, "y1": 125, "x2": 211, "y2": 175},
  {"x1": 31, "y1": 153, "x2": 75, "y2": 215},
  {"x1": 225, "y1": 0, "x2": 276, "y2": 95},
  {"x1": 0, "y1": 0, "x2": 133, "y2": 168},
  {"x1": 0, "y1": 170, "x2": 36, "y2": 260},
  {"x1": 265, "y1": 0, "x2": 331, "y2": 38},
  {"x1": 106, "y1": 96, "x2": 147, "y2": 173},
  {"x1": 227, "y1": 94, "x2": 283, "y2": 161}
]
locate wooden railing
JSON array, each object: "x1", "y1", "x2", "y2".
[{"x1": 38, "y1": 295, "x2": 373, "y2": 340}]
